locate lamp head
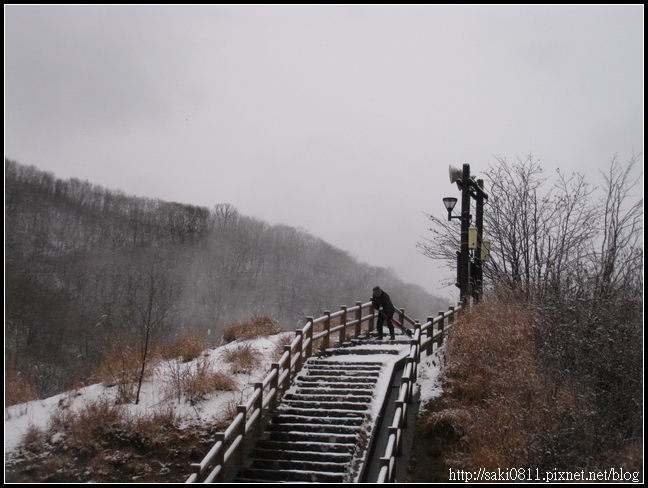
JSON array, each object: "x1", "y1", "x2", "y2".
[{"x1": 443, "y1": 197, "x2": 458, "y2": 212}]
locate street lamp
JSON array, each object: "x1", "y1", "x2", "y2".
[
  {"x1": 442, "y1": 197, "x2": 459, "y2": 220},
  {"x1": 442, "y1": 164, "x2": 488, "y2": 306}
]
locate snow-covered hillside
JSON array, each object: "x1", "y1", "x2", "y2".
[{"x1": 5, "y1": 333, "x2": 445, "y2": 482}]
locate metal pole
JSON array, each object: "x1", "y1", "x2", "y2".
[
  {"x1": 460, "y1": 163, "x2": 471, "y2": 306},
  {"x1": 474, "y1": 178, "x2": 485, "y2": 302}
]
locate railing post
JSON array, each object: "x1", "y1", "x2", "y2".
[
  {"x1": 426, "y1": 316, "x2": 434, "y2": 355},
  {"x1": 407, "y1": 355, "x2": 417, "y2": 385},
  {"x1": 213, "y1": 432, "x2": 225, "y2": 482},
  {"x1": 396, "y1": 399, "x2": 405, "y2": 428},
  {"x1": 269, "y1": 363, "x2": 279, "y2": 411},
  {"x1": 235, "y1": 405, "x2": 246, "y2": 465},
  {"x1": 414, "y1": 320, "x2": 421, "y2": 362},
  {"x1": 389, "y1": 426, "x2": 401, "y2": 456},
  {"x1": 282, "y1": 345, "x2": 292, "y2": 391},
  {"x1": 355, "y1": 301, "x2": 362, "y2": 337},
  {"x1": 253, "y1": 382, "x2": 263, "y2": 437},
  {"x1": 401, "y1": 375, "x2": 411, "y2": 404},
  {"x1": 340, "y1": 305, "x2": 347, "y2": 343},
  {"x1": 323, "y1": 310, "x2": 331, "y2": 350},
  {"x1": 305, "y1": 317, "x2": 314, "y2": 358},
  {"x1": 295, "y1": 330, "x2": 303, "y2": 373},
  {"x1": 379, "y1": 458, "x2": 391, "y2": 482},
  {"x1": 438, "y1": 311, "x2": 445, "y2": 347},
  {"x1": 398, "y1": 308, "x2": 405, "y2": 329}
]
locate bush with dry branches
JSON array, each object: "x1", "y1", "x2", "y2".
[
  {"x1": 412, "y1": 297, "x2": 643, "y2": 482},
  {"x1": 220, "y1": 342, "x2": 262, "y2": 374},
  {"x1": 161, "y1": 354, "x2": 236, "y2": 405},
  {"x1": 222, "y1": 315, "x2": 285, "y2": 343}
]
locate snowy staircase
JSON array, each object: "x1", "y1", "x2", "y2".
[{"x1": 232, "y1": 336, "x2": 406, "y2": 483}]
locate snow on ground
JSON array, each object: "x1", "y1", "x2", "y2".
[{"x1": 4, "y1": 335, "x2": 446, "y2": 462}]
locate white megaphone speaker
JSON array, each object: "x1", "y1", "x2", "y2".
[{"x1": 449, "y1": 165, "x2": 463, "y2": 189}]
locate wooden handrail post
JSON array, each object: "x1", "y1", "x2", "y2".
[
  {"x1": 379, "y1": 457, "x2": 391, "y2": 482},
  {"x1": 398, "y1": 308, "x2": 405, "y2": 329},
  {"x1": 426, "y1": 316, "x2": 434, "y2": 355},
  {"x1": 282, "y1": 345, "x2": 292, "y2": 391},
  {"x1": 355, "y1": 301, "x2": 362, "y2": 337},
  {"x1": 414, "y1": 320, "x2": 421, "y2": 362},
  {"x1": 295, "y1": 330, "x2": 303, "y2": 373},
  {"x1": 323, "y1": 310, "x2": 331, "y2": 350},
  {"x1": 253, "y1": 382, "x2": 263, "y2": 437},
  {"x1": 438, "y1": 311, "x2": 445, "y2": 347},
  {"x1": 269, "y1": 363, "x2": 279, "y2": 411},
  {"x1": 234, "y1": 405, "x2": 246, "y2": 465},
  {"x1": 305, "y1": 317, "x2": 314, "y2": 359},
  {"x1": 389, "y1": 426, "x2": 401, "y2": 456},
  {"x1": 401, "y1": 376, "x2": 411, "y2": 404},
  {"x1": 340, "y1": 305, "x2": 347, "y2": 343},
  {"x1": 396, "y1": 400, "x2": 405, "y2": 428},
  {"x1": 213, "y1": 432, "x2": 225, "y2": 482}
]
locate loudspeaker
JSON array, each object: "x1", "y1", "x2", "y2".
[{"x1": 449, "y1": 165, "x2": 463, "y2": 188}]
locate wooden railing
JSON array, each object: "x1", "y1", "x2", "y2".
[
  {"x1": 376, "y1": 303, "x2": 463, "y2": 483},
  {"x1": 186, "y1": 300, "x2": 379, "y2": 483},
  {"x1": 185, "y1": 299, "x2": 462, "y2": 483}
]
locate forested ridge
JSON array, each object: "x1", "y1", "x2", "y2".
[{"x1": 5, "y1": 158, "x2": 444, "y2": 398}]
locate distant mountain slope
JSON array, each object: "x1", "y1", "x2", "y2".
[{"x1": 5, "y1": 158, "x2": 446, "y2": 397}]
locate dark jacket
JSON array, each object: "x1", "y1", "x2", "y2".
[{"x1": 371, "y1": 290, "x2": 395, "y2": 316}]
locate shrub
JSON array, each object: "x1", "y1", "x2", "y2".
[
  {"x1": 160, "y1": 332, "x2": 211, "y2": 363},
  {"x1": 161, "y1": 355, "x2": 236, "y2": 405},
  {"x1": 221, "y1": 342, "x2": 262, "y2": 374},
  {"x1": 414, "y1": 296, "x2": 644, "y2": 482},
  {"x1": 92, "y1": 342, "x2": 146, "y2": 403},
  {"x1": 5, "y1": 369, "x2": 38, "y2": 409},
  {"x1": 222, "y1": 315, "x2": 285, "y2": 343},
  {"x1": 271, "y1": 332, "x2": 294, "y2": 363}
]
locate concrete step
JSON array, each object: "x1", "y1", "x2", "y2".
[
  {"x1": 250, "y1": 457, "x2": 349, "y2": 473},
  {"x1": 283, "y1": 392, "x2": 372, "y2": 403},
  {"x1": 254, "y1": 439, "x2": 356, "y2": 454},
  {"x1": 235, "y1": 467, "x2": 346, "y2": 483},
  {"x1": 295, "y1": 375, "x2": 378, "y2": 384},
  {"x1": 303, "y1": 369, "x2": 381, "y2": 377},
  {"x1": 294, "y1": 387, "x2": 375, "y2": 396},
  {"x1": 267, "y1": 422, "x2": 361, "y2": 435},
  {"x1": 271, "y1": 413, "x2": 365, "y2": 427},
  {"x1": 293, "y1": 380, "x2": 377, "y2": 390},
  {"x1": 264, "y1": 430, "x2": 358, "y2": 445},
  {"x1": 252, "y1": 447, "x2": 353, "y2": 463},
  {"x1": 277, "y1": 406, "x2": 366, "y2": 419},
  {"x1": 280, "y1": 401, "x2": 370, "y2": 414}
]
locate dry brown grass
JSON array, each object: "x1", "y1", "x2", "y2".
[
  {"x1": 412, "y1": 299, "x2": 565, "y2": 478},
  {"x1": 222, "y1": 315, "x2": 285, "y2": 343},
  {"x1": 220, "y1": 342, "x2": 262, "y2": 374},
  {"x1": 92, "y1": 342, "x2": 144, "y2": 403},
  {"x1": 6, "y1": 396, "x2": 229, "y2": 483},
  {"x1": 160, "y1": 332, "x2": 212, "y2": 363},
  {"x1": 270, "y1": 332, "x2": 294, "y2": 362},
  {"x1": 411, "y1": 297, "x2": 644, "y2": 482},
  {"x1": 5, "y1": 369, "x2": 38, "y2": 409},
  {"x1": 162, "y1": 355, "x2": 237, "y2": 405}
]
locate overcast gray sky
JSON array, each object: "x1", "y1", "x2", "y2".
[{"x1": 4, "y1": 5, "x2": 644, "y2": 300}]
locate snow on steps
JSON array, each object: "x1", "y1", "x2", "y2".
[{"x1": 230, "y1": 334, "x2": 410, "y2": 483}]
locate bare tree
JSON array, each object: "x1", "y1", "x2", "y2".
[
  {"x1": 126, "y1": 254, "x2": 179, "y2": 404},
  {"x1": 591, "y1": 153, "x2": 643, "y2": 300},
  {"x1": 418, "y1": 154, "x2": 642, "y2": 302}
]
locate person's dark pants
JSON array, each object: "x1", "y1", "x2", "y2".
[{"x1": 377, "y1": 312, "x2": 395, "y2": 339}]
